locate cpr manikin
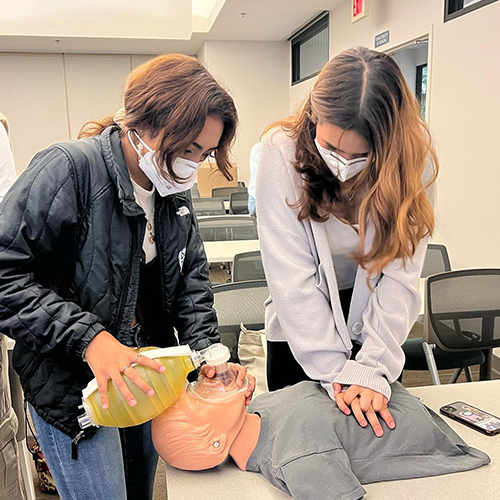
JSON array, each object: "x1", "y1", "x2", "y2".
[
  {"x1": 152, "y1": 345, "x2": 253, "y2": 471},
  {"x1": 152, "y1": 348, "x2": 490, "y2": 500}
]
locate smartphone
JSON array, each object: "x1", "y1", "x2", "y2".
[{"x1": 440, "y1": 401, "x2": 500, "y2": 436}]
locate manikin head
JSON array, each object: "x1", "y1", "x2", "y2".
[{"x1": 152, "y1": 372, "x2": 247, "y2": 470}]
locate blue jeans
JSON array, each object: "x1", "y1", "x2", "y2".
[{"x1": 29, "y1": 405, "x2": 158, "y2": 500}]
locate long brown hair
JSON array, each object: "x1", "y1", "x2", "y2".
[
  {"x1": 268, "y1": 46, "x2": 438, "y2": 276},
  {"x1": 79, "y1": 54, "x2": 238, "y2": 181}
]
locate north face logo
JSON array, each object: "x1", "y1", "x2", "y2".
[
  {"x1": 178, "y1": 247, "x2": 186, "y2": 272},
  {"x1": 176, "y1": 206, "x2": 190, "y2": 217}
]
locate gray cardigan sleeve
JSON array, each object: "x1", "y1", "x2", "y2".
[
  {"x1": 332, "y1": 170, "x2": 436, "y2": 400},
  {"x1": 256, "y1": 130, "x2": 349, "y2": 394},
  {"x1": 333, "y1": 234, "x2": 430, "y2": 399}
]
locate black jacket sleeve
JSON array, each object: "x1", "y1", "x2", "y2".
[
  {"x1": 0, "y1": 146, "x2": 105, "y2": 358},
  {"x1": 172, "y1": 208, "x2": 220, "y2": 351}
]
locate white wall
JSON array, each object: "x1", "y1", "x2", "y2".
[
  {"x1": 0, "y1": 53, "x2": 70, "y2": 173},
  {"x1": 198, "y1": 41, "x2": 290, "y2": 184},
  {"x1": 64, "y1": 55, "x2": 131, "y2": 139},
  {"x1": 0, "y1": 53, "x2": 157, "y2": 173},
  {"x1": 290, "y1": 76, "x2": 317, "y2": 115},
  {"x1": 309, "y1": 0, "x2": 500, "y2": 271}
]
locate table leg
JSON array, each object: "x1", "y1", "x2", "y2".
[{"x1": 479, "y1": 349, "x2": 493, "y2": 381}]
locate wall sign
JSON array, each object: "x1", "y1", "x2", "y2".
[
  {"x1": 351, "y1": 0, "x2": 368, "y2": 22},
  {"x1": 375, "y1": 30, "x2": 390, "y2": 48}
]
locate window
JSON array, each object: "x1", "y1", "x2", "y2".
[
  {"x1": 291, "y1": 14, "x2": 329, "y2": 85},
  {"x1": 444, "y1": 0, "x2": 498, "y2": 22},
  {"x1": 416, "y1": 64, "x2": 428, "y2": 120}
]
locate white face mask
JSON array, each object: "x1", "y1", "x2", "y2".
[
  {"x1": 128, "y1": 131, "x2": 200, "y2": 196},
  {"x1": 314, "y1": 137, "x2": 368, "y2": 183}
]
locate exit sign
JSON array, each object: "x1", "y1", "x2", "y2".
[{"x1": 351, "y1": 0, "x2": 368, "y2": 23}]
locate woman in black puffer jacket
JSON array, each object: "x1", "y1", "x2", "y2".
[{"x1": 0, "y1": 54, "x2": 254, "y2": 500}]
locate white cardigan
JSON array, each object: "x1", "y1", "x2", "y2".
[{"x1": 256, "y1": 129, "x2": 433, "y2": 401}]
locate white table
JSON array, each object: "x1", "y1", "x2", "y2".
[
  {"x1": 166, "y1": 380, "x2": 500, "y2": 500},
  {"x1": 204, "y1": 240, "x2": 260, "y2": 264}
]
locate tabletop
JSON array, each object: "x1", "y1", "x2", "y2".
[{"x1": 166, "y1": 380, "x2": 500, "y2": 500}]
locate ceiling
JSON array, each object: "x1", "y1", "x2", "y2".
[{"x1": 0, "y1": 0, "x2": 341, "y2": 54}]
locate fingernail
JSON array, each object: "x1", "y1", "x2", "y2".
[
  {"x1": 344, "y1": 409, "x2": 351, "y2": 415},
  {"x1": 361, "y1": 421, "x2": 367, "y2": 427},
  {"x1": 129, "y1": 399, "x2": 137, "y2": 407},
  {"x1": 389, "y1": 423, "x2": 396, "y2": 429},
  {"x1": 376, "y1": 430, "x2": 383, "y2": 437},
  {"x1": 102, "y1": 403, "x2": 108, "y2": 410},
  {"x1": 159, "y1": 366, "x2": 166, "y2": 373},
  {"x1": 147, "y1": 390, "x2": 155, "y2": 397}
]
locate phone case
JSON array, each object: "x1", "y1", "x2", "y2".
[{"x1": 440, "y1": 401, "x2": 500, "y2": 436}]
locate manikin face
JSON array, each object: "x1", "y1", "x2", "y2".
[{"x1": 152, "y1": 386, "x2": 247, "y2": 471}]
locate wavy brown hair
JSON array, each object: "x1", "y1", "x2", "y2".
[
  {"x1": 268, "y1": 46, "x2": 438, "y2": 276},
  {"x1": 79, "y1": 54, "x2": 238, "y2": 182}
]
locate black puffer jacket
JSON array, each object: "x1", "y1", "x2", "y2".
[{"x1": 0, "y1": 126, "x2": 219, "y2": 440}]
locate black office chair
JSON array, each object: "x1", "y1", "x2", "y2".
[
  {"x1": 422, "y1": 244, "x2": 452, "y2": 277},
  {"x1": 211, "y1": 186, "x2": 247, "y2": 202},
  {"x1": 232, "y1": 251, "x2": 266, "y2": 282},
  {"x1": 197, "y1": 216, "x2": 258, "y2": 242},
  {"x1": 192, "y1": 197, "x2": 225, "y2": 216},
  {"x1": 402, "y1": 244, "x2": 485, "y2": 384},
  {"x1": 421, "y1": 269, "x2": 500, "y2": 385},
  {"x1": 213, "y1": 280, "x2": 268, "y2": 363},
  {"x1": 229, "y1": 191, "x2": 249, "y2": 215}
]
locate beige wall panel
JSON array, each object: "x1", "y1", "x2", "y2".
[
  {"x1": 131, "y1": 55, "x2": 158, "y2": 69},
  {"x1": 0, "y1": 53, "x2": 69, "y2": 173},
  {"x1": 64, "y1": 54, "x2": 131, "y2": 139},
  {"x1": 198, "y1": 41, "x2": 290, "y2": 185}
]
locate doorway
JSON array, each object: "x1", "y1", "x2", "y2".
[{"x1": 389, "y1": 38, "x2": 429, "y2": 120}]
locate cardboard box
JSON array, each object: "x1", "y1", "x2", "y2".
[{"x1": 197, "y1": 161, "x2": 238, "y2": 197}]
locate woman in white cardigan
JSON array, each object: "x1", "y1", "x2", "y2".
[{"x1": 256, "y1": 47, "x2": 438, "y2": 437}]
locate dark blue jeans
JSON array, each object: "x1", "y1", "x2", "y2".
[{"x1": 29, "y1": 405, "x2": 158, "y2": 500}]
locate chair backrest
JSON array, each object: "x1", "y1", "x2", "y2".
[
  {"x1": 229, "y1": 191, "x2": 249, "y2": 215},
  {"x1": 192, "y1": 197, "x2": 225, "y2": 216},
  {"x1": 425, "y1": 269, "x2": 500, "y2": 352},
  {"x1": 213, "y1": 280, "x2": 268, "y2": 362},
  {"x1": 422, "y1": 244, "x2": 451, "y2": 278},
  {"x1": 237, "y1": 181, "x2": 246, "y2": 187},
  {"x1": 211, "y1": 186, "x2": 247, "y2": 201},
  {"x1": 190, "y1": 186, "x2": 200, "y2": 198},
  {"x1": 233, "y1": 251, "x2": 265, "y2": 282},
  {"x1": 197, "y1": 216, "x2": 258, "y2": 242}
]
